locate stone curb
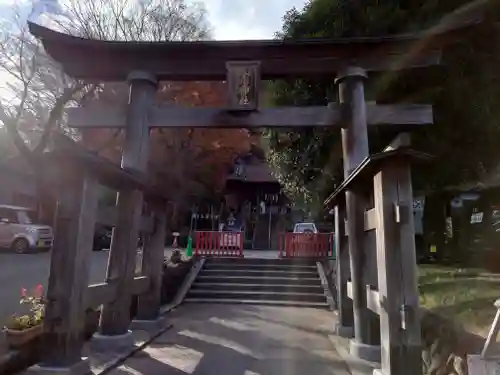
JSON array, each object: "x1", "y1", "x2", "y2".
[
  {"x1": 159, "y1": 257, "x2": 205, "y2": 315},
  {"x1": 96, "y1": 258, "x2": 205, "y2": 375},
  {"x1": 97, "y1": 323, "x2": 174, "y2": 375},
  {"x1": 316, "y1": 261, "x2": 336, "y2": 311},
  {"x1": 328, "y1": 335, "x2": 380, "y2": 375}
]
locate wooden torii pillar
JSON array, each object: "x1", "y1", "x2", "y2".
[
  {"x1": 336, "y1": 67, "x2": 381, "y2": 361},
  {"x1": 326, "y1": 131, "x2": 431, "y2": 375},
  {"x1": 89, "y1": 71, "x2": 167, "y2": 353},
  {"x1": 330, "y1": 64, "x2": 433, "y2": 366},
  {"x1": 34, "y1": 162, "x2": 100, "y2": 374},
  {"x1": 24, "y1": 130, "x2": 167, "y2": 375}
]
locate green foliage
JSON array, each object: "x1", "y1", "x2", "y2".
[{"x1": 267, "y1": 0, "x2": 500, "y2": 214}]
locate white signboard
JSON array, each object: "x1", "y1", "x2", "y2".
[
  {"x1": 471, "y1": 212, "x2": 484, "y2": 224},
  {"x1": 413, "y1": 198, "x2": 425, "y2": 210},
  {"x1": 413, "y1": 197, "x2": 425, "y2": 235}
]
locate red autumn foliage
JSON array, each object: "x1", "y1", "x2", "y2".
[{"x1": 80, "y1": 81, "x2": 254, "y2": 211}]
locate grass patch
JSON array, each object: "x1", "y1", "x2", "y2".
[{"x1": 419, "y1": 265, "x2": 500, "y2": 337}]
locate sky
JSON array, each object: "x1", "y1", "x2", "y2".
[
  {"x1": 0, "y1": 0, "x2": 309, "y2": 40},
  {"x1": 0, "y1": 0, "x2": 308, "y2": 102},
  {"x1": 193, "y1": 0, "x2": 307, "y2": 40}
]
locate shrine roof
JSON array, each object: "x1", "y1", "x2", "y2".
[
  {"x1": 226, "y1": 163, "x2": 278, "y2": 184},
  {"x1": 27, "y1": 19, "x2": 479, "y2": 82}
]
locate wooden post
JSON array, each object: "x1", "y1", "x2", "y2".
[
  {"x1": 31, "y1": 169, "x2": 98, "y2": 373},
  {"x1": 337, "y1": 67, "x2": 380, "y2": 362},
  {"x1": 338, "y1": 68, "x2": 369, "y2": 176},
  {"x1": 373, "y1": 161, "x2": 421, "y2": 375},
  {"x1": 334, "y1": 203, "x2": 354, "y2": 337},
  {"x1": 96, "y1": 71, "x2": 157, "y2": 348},
  {"x1": 132, "y1": 203, "x2": 167, "y2": 330}
]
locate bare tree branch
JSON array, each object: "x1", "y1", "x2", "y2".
[
  {"x1": 0, "y1": 0, "x2": 215, "y2": 217},
  {"x1": 32, "y1": 82, "x2": 90, "y2": 154}
]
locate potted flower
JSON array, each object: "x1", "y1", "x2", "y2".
[{"x1": 4, "y1": 285, "x2": 45, "y2": 348}]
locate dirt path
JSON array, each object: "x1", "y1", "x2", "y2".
[{"x1": 108, "y1": 303, "x2": 350, "y2": 375}]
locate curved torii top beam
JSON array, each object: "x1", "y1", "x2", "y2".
[{"x1": 27, "y1": 21, "x2": 477, "y2": 82}]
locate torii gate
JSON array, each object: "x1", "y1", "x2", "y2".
[{"x1": 27, "y1": 21, "x2": 469, "y2": 375}]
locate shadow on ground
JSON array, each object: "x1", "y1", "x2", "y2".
[{"x1": 108, "y1": 304, "x2": 350, "y2": 375}]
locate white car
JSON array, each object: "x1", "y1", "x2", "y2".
[
  {"x1": 293, "y1": 222, "x2": 318, "y2": 234},
  {"x1": 290, "y1": 222, "x2": 320, "y2": 251},
  {"x1": 219, "y1": 224, "x2": 243, "y2": 249},
  {"x1": 0, "y1": 205, "x2": 54, "y2": 253}
]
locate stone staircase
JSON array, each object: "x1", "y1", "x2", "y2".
[{"x1": 184, "y1": 257, "x2": 329, "y2": 308}]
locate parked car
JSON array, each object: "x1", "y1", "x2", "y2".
[
  {"x1": 0, "y1": 205, "x2": 53, "y2": 253},
  {"x1": 291, "y1": 222, "x2": 319, "y2": 249},
  {"x1": 293, "y1": 222, "x2": 318, "y2": 234},
  {"x1": 219, "y1": 223, "x2": 244, "y2": 249}
]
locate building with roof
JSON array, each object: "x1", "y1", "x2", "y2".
[{"x1": 218, "y1": 145, "x2": 290, "y2": 250}]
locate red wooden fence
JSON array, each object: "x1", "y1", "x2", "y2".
[
  {"x1": 194, "y1": 231, "x2": 244, "y2": 257},
  {"x1": 279, "y1": 232, "x2": 334, "y2": 257}
]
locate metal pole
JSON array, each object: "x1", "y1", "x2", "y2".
[
  {"x1": 268, "y1": 200, "x2": 272, "y2": 249},
  {"x1": 210, "y1": 204, "x2": 214, "y2": 231}
]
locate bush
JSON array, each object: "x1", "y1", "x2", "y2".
[
  {"x1": 421, "y1": 310, "x2": 484, "y2": 375},
  {"x1": 161, "y1": 254, "x2": 193, "y2": 304}
]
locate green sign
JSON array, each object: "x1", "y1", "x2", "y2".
[
  {"x1": 330, "y1": 236, "x2": 337, "y2": 259},
  {"x1": 186, "y1": 236, "x2": 193, "y2": 257}
]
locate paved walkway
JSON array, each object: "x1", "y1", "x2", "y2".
[{"x1": 106, "y1": 304, "x2": 351, "y2": 375}]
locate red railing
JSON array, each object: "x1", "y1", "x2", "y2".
[
  {"x1": 194, "y1": 231, "x2": 244, "y2": 257},
  {"x1": 279, "y1": 232, "x2": 334, "y2": 257}
]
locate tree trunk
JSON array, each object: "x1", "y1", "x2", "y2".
[{"x1": 35, "y1": 169, "x2": 57, "y2": 227}]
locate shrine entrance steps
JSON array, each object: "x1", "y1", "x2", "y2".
[{"x1": 184, "y1": 257, "x2": 329, "y2": 308}]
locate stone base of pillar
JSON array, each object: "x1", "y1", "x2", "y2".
[
  {"x1": 90, "y1": 330, "x2": 135, "y2": 353},
  {"x1": 349, "y1": 340, "x2": 381, "y2": 363},
  {"x1": 373, "y1": 368, "x2": 384, "y2": 375},
  {"x1": 25, "y1": 358, "x2": 91, "y2": 375},
  {"x1": 335, "y1": 324, "x2": 354, "y2": 338},
  {"x1": 130, "y1": 316, "x2": 168, "y2": 333}
]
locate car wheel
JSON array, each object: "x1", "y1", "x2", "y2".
[{"x1": 12, "y1": 238, "x2": 30, "y2": 254}]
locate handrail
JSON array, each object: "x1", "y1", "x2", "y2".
[
  {"x1": 194, "y1": 230, "x2": 243, "y2": 257},
  {"x1": 481, "y1": 299, "x2": 500, "y2": 359},
  {"x1": 279, "y1": 232, "x2": 334, "y2": 257}
]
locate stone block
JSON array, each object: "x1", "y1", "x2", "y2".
[
  {"x1": 90, "y1": 330, "x2": 134, "y2": 354},
  {"x1": 24, "y1": 357, "x2": 91, "y2": 375},
  {"x1": 349, "y1": 340, "x2": 381, "y2": 363}
]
